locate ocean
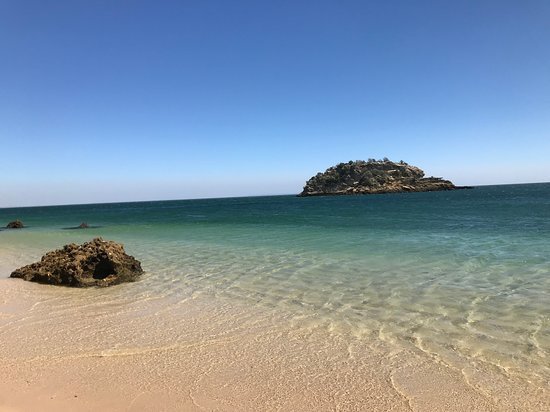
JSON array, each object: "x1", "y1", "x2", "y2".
[{"x1": 1, "y1": 183, "x2": 549, "y2": 388}]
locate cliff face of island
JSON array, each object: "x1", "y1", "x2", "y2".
[{"x1": 299, "y1": 159, "x2": 470, "y2": 197}]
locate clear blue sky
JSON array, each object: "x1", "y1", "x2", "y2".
[{"x1": 1, "y1": 0, "x2": 549, "y2": 206}]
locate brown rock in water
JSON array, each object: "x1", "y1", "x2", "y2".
[
  {"x1": 6, "y1": 220, "x2": 24, "y2": 229},
  {"x1": 10, "y1": 238, "x2": 143, "y2": 287},
  {"x1": 299, "y1": 159, "x2": 472, "y2": 197}
]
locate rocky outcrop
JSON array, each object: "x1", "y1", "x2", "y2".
[
  {"x1": 10, "y1": 238, "x2": 143, "y2": 287},
  {"x1": 6, "y1": 220, "x2": 24, "y2": 229},
  {"x1": 299, "y1": 159, "x2": 471, "y2": 197}
]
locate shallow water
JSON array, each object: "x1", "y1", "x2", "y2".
[{"x1": 1, "y1": 183, "x2": 549, "y2": 387}]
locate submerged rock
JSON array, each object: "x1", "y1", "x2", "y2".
[
  {"x1": 10, "y1": 238, "x2": 143, "y2": 287},
  {"x1": 63, "y1": 223, "x2": 101, "y2": 230},
  {"x1": 6, "y1": 220, "x2": 24, "y2": 229},
  {"x1": 299, "y1": 159, "x2": 472, "y2": 197}
]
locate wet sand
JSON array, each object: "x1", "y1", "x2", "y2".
[{"x1": 1, "y1": 267, "x2": 548, "y2": 412}]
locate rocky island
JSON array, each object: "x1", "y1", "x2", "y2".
[
  {"x1": 10, "y1": 238, "x2": 143, "y2": 287},
  {"x1": 299, "y1": 158, "x2": 471, "y2": 197}
]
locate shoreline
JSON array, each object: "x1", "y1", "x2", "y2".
[{"x1": 1, "y1": 271, "x2": 548, "y2": 411}]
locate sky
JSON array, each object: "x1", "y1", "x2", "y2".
[{"x1": 1, "y1": 0, "x2": 549, "y2": 207}]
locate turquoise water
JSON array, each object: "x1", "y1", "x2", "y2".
[{"x1": 1, "y1": 183, "x2": 549, "y2": 383}]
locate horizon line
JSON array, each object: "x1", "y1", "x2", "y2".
[{"x1": 2, "y1": 181, "x2": 550, "y2": 209}]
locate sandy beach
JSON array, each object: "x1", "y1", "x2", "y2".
[{"x1": 1, "y1": 265, "x2": 548, "y2": 412}]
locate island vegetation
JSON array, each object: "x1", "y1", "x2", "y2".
[{"x1": 299, "y1": 158, "x2": 471, "y2": 197}]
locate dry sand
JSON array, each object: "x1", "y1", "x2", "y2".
[{"x1": 0, "y1": 264, "x2": 548, "y2": 411}]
